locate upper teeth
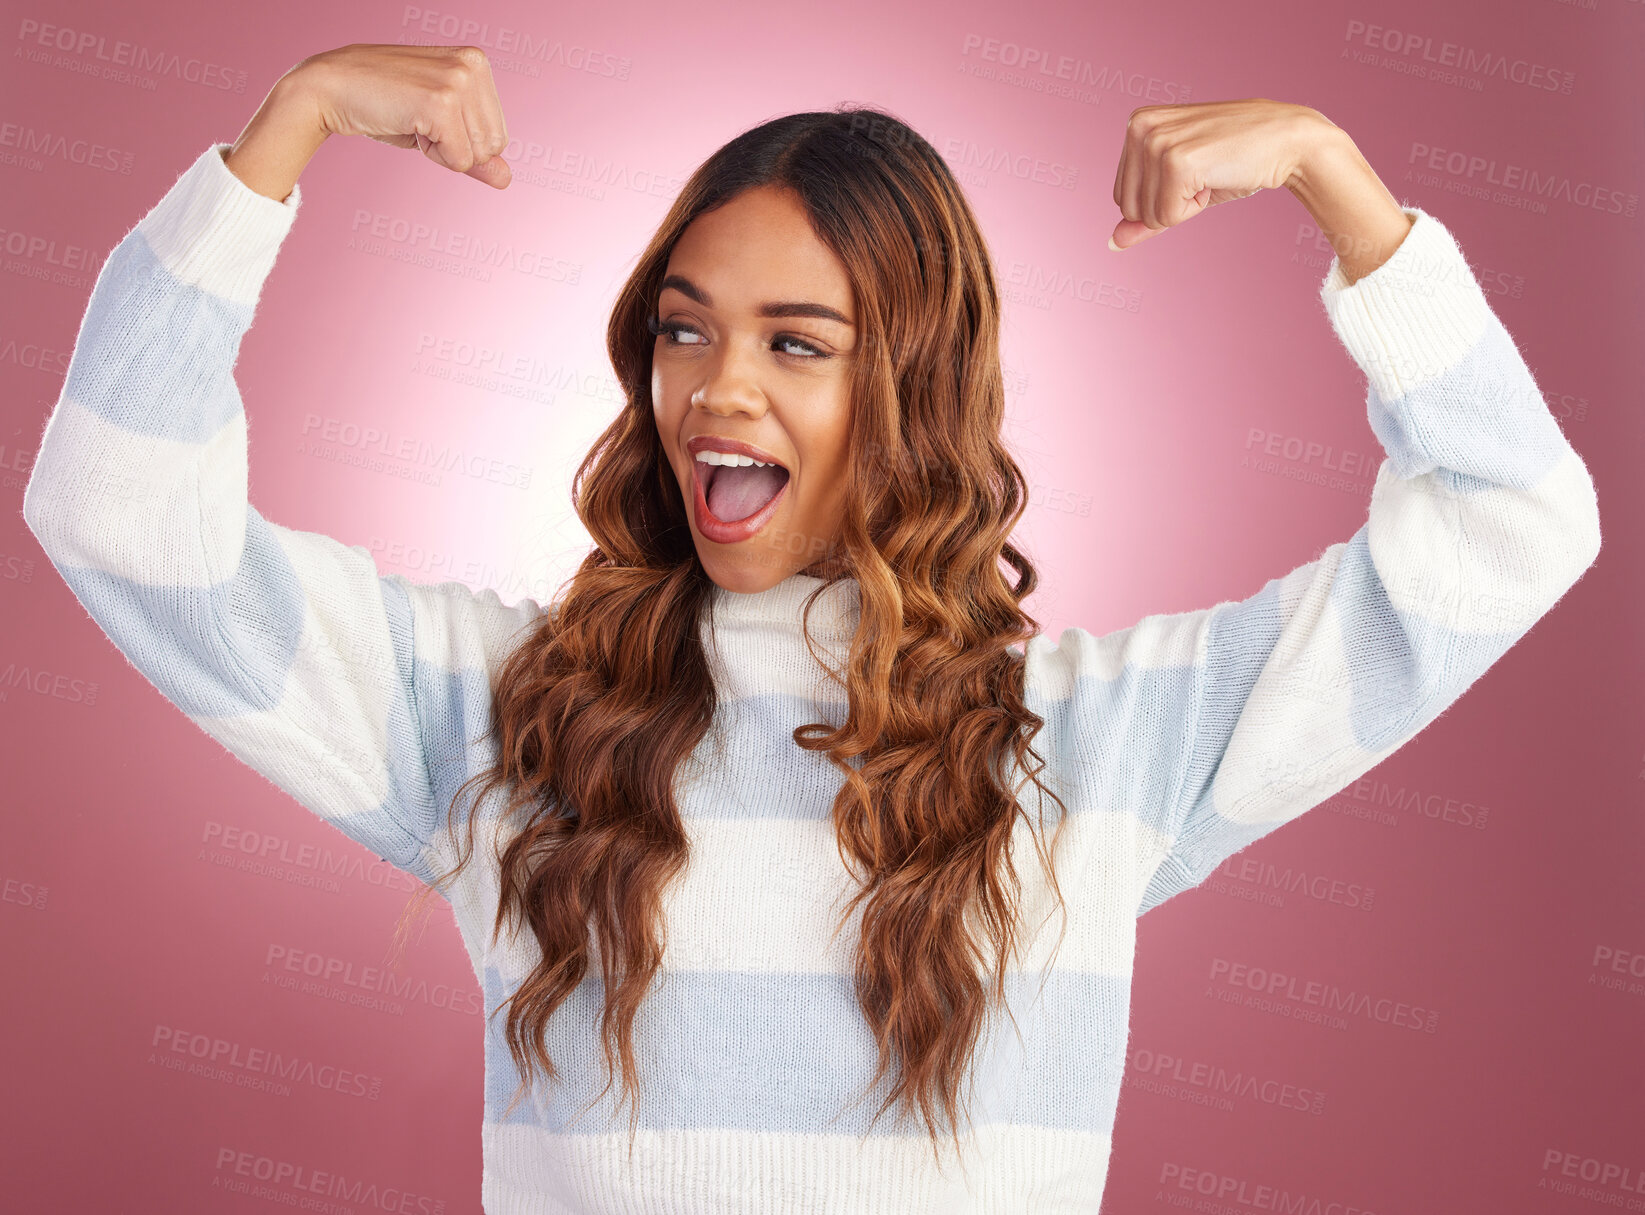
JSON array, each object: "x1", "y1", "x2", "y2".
[{"x1": 695, "y1": 450, "x2": 778, "y2": 468}]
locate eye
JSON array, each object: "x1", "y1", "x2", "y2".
[
  {"x1": 773, "y1": 334, "x2": 828, "y2": 359},
  {"x1": 647, "y1": 315, "x2": 831, "y2": 360},
  {"x1": 648, "y1": 316, "x2": 706, "y2": 346}
]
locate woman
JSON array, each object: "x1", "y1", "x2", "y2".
[{"x1": 22, "y1": 42, "x2": 1600, "y2": 1215}]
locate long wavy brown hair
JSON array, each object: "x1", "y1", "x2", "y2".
[{"x1": 390, "y1": 103, "x2": 1075, "y2": 1170}]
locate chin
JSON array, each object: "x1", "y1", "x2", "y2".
[{"x1": 695, "y1": 547, "x2": 797, "y2": 594}]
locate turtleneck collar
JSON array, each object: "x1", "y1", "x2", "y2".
[{"x1": 707, "y1": 572, "x2": 861, "y2": 641}]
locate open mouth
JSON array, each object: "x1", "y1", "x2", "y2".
[{"x1": 696, "y1": 457, "x2": 791, "y2": 524}]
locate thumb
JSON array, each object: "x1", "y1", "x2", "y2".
[
  {"x1": 1108, "y1": 187, "x2": 1212, "y2": 250},
  {"x1": 465, "y1": 155, "x2": 512, "y2": 189},
  {"x1": 1108, "y1": 217, "x2": 1165, "y2": 251}
]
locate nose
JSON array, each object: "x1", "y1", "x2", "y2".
[{"x1": 690, "y1": 340, "x2": 769, "y2": 421}]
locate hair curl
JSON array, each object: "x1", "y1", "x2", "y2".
[{"x1": 390, "y1": 103, "x2": 1074, "y2": 1173}]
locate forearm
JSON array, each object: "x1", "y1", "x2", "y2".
[
  {"x1": 224, "y1": 69, "x2": 330, "y2": 203},
  {"x1": 1286, "y1": 127, "x2": 1413, "y2": 286}
]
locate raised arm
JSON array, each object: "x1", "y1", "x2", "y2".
[
  {"x1": 1034, "y1": 102, "x2": 1601, "y2": 916},
  {"x1": 21, "y1": 48, "x2": 540, "y2": 889},
  {"x1": 1138, "y1": 209, "x2": 1598, "y2": 913}
]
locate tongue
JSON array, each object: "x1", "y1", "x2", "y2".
[{"x1": 707, "y1": 463, "x2": 788, "y2": 522}]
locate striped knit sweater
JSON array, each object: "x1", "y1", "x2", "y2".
[{"x1": 21, "y1": 142, "x2": 1601, "y2": 1214}]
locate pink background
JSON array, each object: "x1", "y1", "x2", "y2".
[{"x1": 3, "y1": 1, "x2": 1639, "y2": 1211}]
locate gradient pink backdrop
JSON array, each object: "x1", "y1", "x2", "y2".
[{"x1": 3, "y1": 1, "x2": 1639, "y2": 1212}]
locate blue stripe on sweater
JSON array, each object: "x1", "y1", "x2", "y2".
[
  {"x1": 71, "y1": 228, "x2": 249, "y2": 442},
  {"x1": 1366, "y1": 317, "x2": 1568, "y2": 486},
  {"x1": 411, "y1": 663, "x2": 1199, "y2": 837},
  {"x1": 481, "y1": 963, "x2": 1132, "y2": 1136},
  {"x1": 53, "y1": 537, "x2": 437, "y2": 886},
  {"x1": 1037, "y1": 655, "x2": 1196, "y2": 840},
  {"x1": 1140, "y1": 320, "x2": 1560, "y2": 914}
]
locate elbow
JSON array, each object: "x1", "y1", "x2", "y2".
[
  {"x1": 1542, "y1": 485, "x2": 1602, "y2": 611},
  {"x1": 19, "y1": 410, "x2": 65, "y2": 548},
  {"x1": 1552, "y1": 444, "x2": 1603, "y2": 578},
  {"x1": 1572, "y1": 458, "x2": 1603, "y2": 572},
  {"x1": 1576, "y1": 509, "x2": 1602, "y2": 573},
  {"x1": 20, "y1": 464, "x2": 57, "y2": 552},
  {"x1": 20, "y1": 454, "x2": 88, "y2": 566}
]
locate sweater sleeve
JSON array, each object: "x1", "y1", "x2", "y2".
[
  {"x1": 1129, "y1": 204, "x2": 1602, "y2": 916},
  {"x1": 20, "y1": 142, "x2": 545, "y2": 890}
]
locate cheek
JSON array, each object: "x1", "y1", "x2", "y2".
[
  {"x1": 795, "y1": 417, "x2": 851, "y2": 518},
  {"x1": 651, "y1": 374, "x2": 688, "y2": 445},
  {"x1": 799, "y1": 384, "x2": 852, "y2": 460},
  {"x1": 649, "y1": 378, "x2": 681, "y2": 482},
  {"x1": 818, "y1": 408, "x2": 853, "y2": 482}
]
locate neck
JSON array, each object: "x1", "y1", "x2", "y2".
[
  {"x1": 706, "y1": 567, "x2": 860, "y2": 641},
  {"x1": 797, "y1": 551, "x2": 849, "y2": 580}
]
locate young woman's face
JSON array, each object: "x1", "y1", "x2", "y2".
[{"x1": 651, "y1": 184, "x2": 857, "y2": 593}]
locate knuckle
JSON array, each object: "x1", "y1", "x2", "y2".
[{"x1": 452, "y1": 44, "x2": 488, "y2": 70}]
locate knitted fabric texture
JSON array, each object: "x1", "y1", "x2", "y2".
[{"x1": 22, "y1": 142, "x2": 1602, "y2": 1214}]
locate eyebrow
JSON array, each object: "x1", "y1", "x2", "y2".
[{"x1": 659, "y1": 274, "x2": 855, "y2": 328}]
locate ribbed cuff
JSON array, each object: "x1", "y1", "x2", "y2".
[
  {"x1": 135, "y1": 142, "x2": 303, "y2": 308},
  {"x1": 1318, "y1": 205, "x2": 1494, "y2": 403}
]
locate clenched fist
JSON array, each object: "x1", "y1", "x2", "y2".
[
  {"x1": 296, "y1": 42, "x2": 513, "y2": 188},
  {"x1": 1108, "y1": 98, "x2": 1333, "y2": 250}
]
